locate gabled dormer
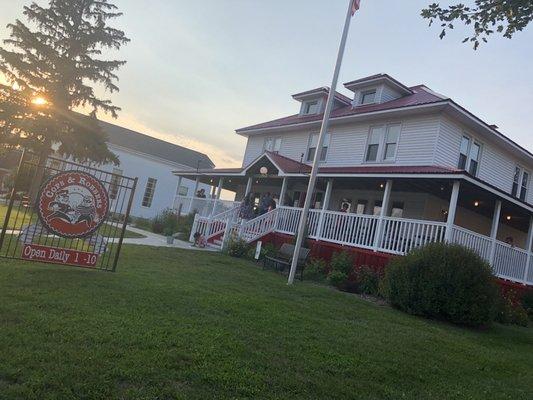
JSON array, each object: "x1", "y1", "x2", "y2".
[
  {"x1": 344, "y1": 73, "x2": 413, "y2": 107},
  {"x1": 292, "y1": 87, "x2": 351, "y2": 116}
]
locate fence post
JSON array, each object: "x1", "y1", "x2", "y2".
[{"x1": 189, "y1": 213, "x2": 198, "y2": 242}]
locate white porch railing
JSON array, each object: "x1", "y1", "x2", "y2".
[
  {"x1": 173, "y1": 195, "x2": 240, "y2": 217},
  {"x1": 191, "y1": 204, "x2": 532, "y2": 286}
]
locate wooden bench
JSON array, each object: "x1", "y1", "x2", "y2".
[{"x1": 263, "y1": 243, "x2": 310, "y2": 281}]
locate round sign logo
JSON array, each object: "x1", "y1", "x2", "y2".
[{"x1": 37, "y1": 171, "x2": 110, "y2": 238}]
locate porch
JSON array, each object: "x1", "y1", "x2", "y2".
[{"x1": 173, "y1": 153, "x2": 533, "y2": 286}]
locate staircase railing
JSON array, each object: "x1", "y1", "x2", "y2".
[
  {"x1": 226, "y1": 209, "x2": 279, "y2": 245},
  {"x1": 189, "y1": 204, "x2": 242, "y2": 242}
]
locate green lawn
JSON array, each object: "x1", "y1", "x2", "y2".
[
  {"x1": 0, "y1": 246, "x2": 531, "y2": 400},
  {"x1": 0, "y1": 203, "x2": 145, "y2": 238}
]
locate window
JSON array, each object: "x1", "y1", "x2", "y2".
[
  {"x1": 384, "y1": 125, "x2": 400, "y2": 161},
  {"x1": 303, "y1": 101, "x2": 319, "y2": 115},
  {"x1": 109, "y1": 168, "x2": 123, "y2": 200},
  {"x1": 142, "y1": 177, "x2": 157, "y2": 207},
  {"x1": 512, "y1": 166, "x2": 529, "y2": 201},
  {"x1": 457, "y1": 135, "x2": 482, "y2": 176},
  {"x1": 307, "y1": 133, "x2": 330, "y2": 162},
  {"x1": 177, "y1": 185, "x2": 188, "y2": 196},
  {"x1": 521, "y1": 171, "x2": 529, "y2": 201},
  {"x1": 360, "y1": 90, "x2": 376, "y2": 105},
  {"x1": 468, "y1": 142, "x2": 481, "y2": 176},
  {"x1": 264, "y1": 137, "x2": 282, "y2": 152},
  {"x1": 365, "y1": 124, "x2": 400, "y2": 162}
]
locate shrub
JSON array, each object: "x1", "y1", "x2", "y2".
[
  {"x1": 495, "y1": 291, "x2": 529, "y2": 327},
  {"x1": 134, "y1": 217, "x2": 151, "y2": 231},
  {"x1": 226, "y1": 235, "x2": 249, "y2": 258},
  {"x1": 329, "y1": 251, "x2": 353, "y2": 275},
  {"x1": 151, "y1": 208, "x2": 179, "y2": 235},
  {"x1": 382, "y1": 243, "x2": 498, "y2": 327},
  {"x1": 304, "y1": 258, "x2": 327, "y2": 281},
  {"x1": 356, "y1": 265, "x2": 381, "y2": 296},
  {"x1": 328, "y1": 271, "x2": 348, "y2": 289},
  {"x1": 522, "y1": 290, "x2": 533, "y2": 320}
]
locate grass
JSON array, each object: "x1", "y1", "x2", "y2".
[
  {"x1": 0, "y1": 246, "x2": 531, "y2": 400},
  {"x1": 0, "y1": 203, "x2": 145, "y2": 239}
]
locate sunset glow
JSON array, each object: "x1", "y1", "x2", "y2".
[{"x1": 31, "y1": 96, "x2": 47, "y2": 105}]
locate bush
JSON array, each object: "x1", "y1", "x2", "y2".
[
  {"x1": 329, "y1": 251, "x2": 353, "y2": 275},
  {"x1": 226, "y1": 235, "x2": 249, "y2": 258},
  {"x1": 304, "y1": 258, "x2": 327, "y2": 281},
  {"x1": 328, "y1": 271, "x2": 348, "y2": 289},
  {"x1": 495, "y1": 291, "x2": 529, "y2": 327},
  {"x1": 151, "y1": 208, "x2": 179, "y2": 235},
  {"x1": 134, "y1": 217, "x2": 151, "y2": 231},
  {"x1": 522, "y1": 290, "x2": 533, "y2": 320},
  {"x1": 382, "y1": 243, "x2": 498, "y2": 327},
  {"x1": 356, "y1": 265, "x2": 381, "y2": 296}
]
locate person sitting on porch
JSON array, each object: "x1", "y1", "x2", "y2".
[
  {"x1": 505, "y1": 236, "x2": 515, "y2": 247},
  {"x1": 268, "y1": 195, "x2": 278, "y2": 211},
  {"x1": 340, "y1": 203, "x2": 349, "y2": 213},
  {"x1": 259, "y1": 192, "x2": 272, "y2": 215},
  {"x1": 192, "y1": 231, "x2": 207, "y2": 248},
  {"x1": 196, "y1": 188, "x2": 206, "y2": 198},
  {"x1": 239, "y1": 193, "x2": 254, "y2": 220}
]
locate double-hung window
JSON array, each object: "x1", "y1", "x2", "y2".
[
  {"x1": 142, "y1": 177, "x2": 157, "y2": 207},
  {"x1": 365, "y1": 124, "x2": 400, "y2": 162},
  {"x1": 263, "y1": 137, "x2": 282, "y2": 153},
  {"x1": 360, "y1": 90, "x2": 376, "y2": 105},
  {"x1": 303, "y1": 101, "x2": 319, "y2": 115},
  {"x1": 307, "y1": 133, "x2": 330, "y2": 162},
  {"x1": 512, "y1": 166, "x2": 529, "y2": 201},
  {"x1": 457, "y1": 135, "x2": 482, "y2": 176}
]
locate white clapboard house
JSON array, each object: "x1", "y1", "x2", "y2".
[
  {"x1": 46, "y1": 120, "x2": 214, "y2": 219},
  {"x1": 174, "y1": 73, "x2": 533, "y2": 286}
]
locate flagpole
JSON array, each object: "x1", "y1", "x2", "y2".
[{"x1": 288, "y1": 0, "x2": 356, "y2": 285}]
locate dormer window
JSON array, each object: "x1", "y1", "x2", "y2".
[
  {"x1": 303, "y1": 101, "x2": 319, "y2": 115},
  {"x1": 360, "y1": 89, "x2": 376, "y2": 105}
]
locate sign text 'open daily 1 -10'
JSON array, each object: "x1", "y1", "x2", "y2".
[{"x1": 21, "y1": 244, "x2": 99, "y2": 267}]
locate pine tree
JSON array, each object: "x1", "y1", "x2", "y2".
[{"x1": 0, "y1": 0, "x2": 130, "y2": 164}]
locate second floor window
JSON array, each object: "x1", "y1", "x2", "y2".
[
  {"x1": 307, "y1": 133, "x2": 330, "y2": 162},
  {"x1": 365, "y1": 124, "x2": 400, "y2": 162},
  {"x1": 512, "y1": 166, "x2": 529, "y2": 201},
  {"x1": 457, "y1": 135, "x2": 482, "y2": 176},
  {"x1": 264, "y1": 137, "x2": 282, "y2": 153},
  {"x1": 142, "y1": 177, "x2": 157, "y2": 207}
]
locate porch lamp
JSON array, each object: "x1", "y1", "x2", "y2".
[{"x1": 506, "y1": 215, "x2": 512, "y2": 221}]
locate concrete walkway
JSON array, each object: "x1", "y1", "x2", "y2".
[{"x1": 118, "y1": 226, "x2": 218, "y2": 251}]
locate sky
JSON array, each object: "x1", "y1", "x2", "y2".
[{"x1": 1, "y1": 0, "x2": 532, "y2": 168}]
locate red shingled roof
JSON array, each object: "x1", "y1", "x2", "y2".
[
  {"x1": 237, "y1": 86, "x2": 446, "y2": 133},
  {"x1": 264, "y1": 151, "x2": 311, "y2": 173}
]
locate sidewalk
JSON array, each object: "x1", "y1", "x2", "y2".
[{"x1": 118, "y1": 226, "x2": 218, "y2": 251}]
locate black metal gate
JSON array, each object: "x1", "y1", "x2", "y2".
[{"x1": 0, "y1": 151, "x2": 137, "y2": 271}]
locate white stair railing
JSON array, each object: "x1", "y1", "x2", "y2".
[
  {"x1": 189, "y1": 204, "x2": 241, "y2": 242},
  {"x1": 233, "y1": 209, "x2": 279, "y2": 243}
]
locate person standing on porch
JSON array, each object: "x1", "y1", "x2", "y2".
[
  {"x1": 259, "y1": 192, "x2": 272, "y2": 215},
  {"x1": 239, "y1": 193, "x2": 254, "y2": 220}
]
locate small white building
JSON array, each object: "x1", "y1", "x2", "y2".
[{"x1": 98, "y1": 120, "x2": 214, "y2": 219}]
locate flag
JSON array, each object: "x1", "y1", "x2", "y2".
[{"x1": 351, "y1": 0, "x2": 361, "y2": 15}]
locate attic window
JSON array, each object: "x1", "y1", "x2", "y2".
[
  {"x1": 360, "y1": 90, "x2": 376, "y2": 105},
  {"x1": 303, "y1": 101, "x2": 319, "y2": 115}
]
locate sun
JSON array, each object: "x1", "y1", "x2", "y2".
[{"x1": 31, "y1": 96, "x2": 48, "y2": 105}]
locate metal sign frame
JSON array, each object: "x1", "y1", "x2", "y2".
[{"x1": 0, "y1": 151, "x2": 137, "y2": 272}]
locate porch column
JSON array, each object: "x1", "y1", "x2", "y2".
[
  {"x1": 488, "y1": 200, "x2": 502, "y2": 266},
  {"x1": 188, "y1": 176, "x2": 200, "y2": 214},
  {"x1": 315, "y1": 179, "x2": 333, "y2": 239},
  {"x1": 175, "y1": 176, "x2": 183, "y2": 213},
  {"x1": 279, "y1": 177, "x2": 288, "y2": 206},
  {"x1": 444, "y1": 181, "x2": 461, "y2": 242},
  {"x1": 244, "y1": 176, "x2": 253, "y2": 197},
  {"x1": 211, "y1": 178, "x2": 224, "y2": 216},
  {"x1": 524, "y1": 216, "x2": 533, "y2": 284},
  {"x1": 373, "y1": 180, "x2": 393, "y2": 251}
]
